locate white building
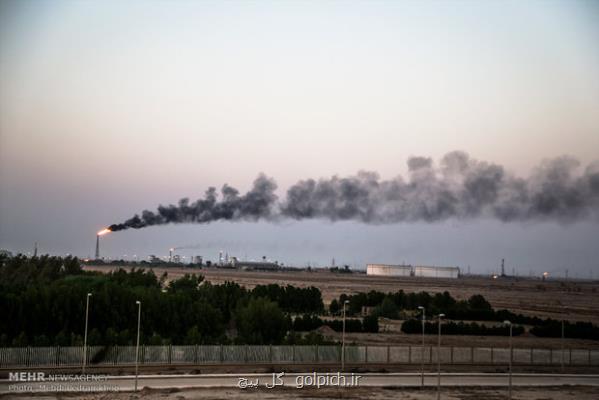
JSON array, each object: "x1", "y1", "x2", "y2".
[
  {"x1": 366, "y1": 263, "x2": 460, "y2": 279},
  {"x1": 367, "y1": 264, "x2": 412, "y2": 277},
  {"x1": 412, "y1": 265, "x2": 460, "y2": 278}
]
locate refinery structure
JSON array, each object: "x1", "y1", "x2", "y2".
[
  {"x1": 367, "y1": 263, "x2": 460, "y2": 279},
  {"x1": 95, "y1": 230, "x2": 458, "y2": 277}
]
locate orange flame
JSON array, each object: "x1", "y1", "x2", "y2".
[{"x1": 97, "y1": 228, "x2": 111, "y2": 236}]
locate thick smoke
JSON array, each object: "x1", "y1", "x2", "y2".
[
  {"x1": 108, "y1": 174, "x2": 278, "y2": 231},
  {"x1": 108, "y1": 151, "x2": 599, "y2": 231}
]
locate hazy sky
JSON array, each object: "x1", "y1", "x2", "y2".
[{"x1": 1, "y1": 0, "x2": 598, "y2": 276}]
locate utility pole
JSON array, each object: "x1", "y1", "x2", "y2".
[
  {"x1": 82, "y1": 293, "x2": 92, "y2": 374},
  {"x1": 504, "y1": 320, "x2": 513, "y2": 400},
  {"x1": 341, "y1": 300, "x2": 349, "y2": 371},
  {"x1": 437, "y1": 314, "x2": 445, "y2": 400},
  {"x1": 418, "y1": 306, "x2": 426, "y2": 388},
  {"x1": 135, "y1": 300, "x2": 141, "y2": 391}
]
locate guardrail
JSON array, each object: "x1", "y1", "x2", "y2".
[{"x1": 1, "y1": 345, "x2": 597, "y2": 368}]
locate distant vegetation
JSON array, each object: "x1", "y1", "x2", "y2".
[
  {"x1": 0, "y1": 255, "x2": 323, "y2": 346},
  {"x1": 331, "y1": 290, "x2": 599, "y2": 340},
  {"x1": 1, "y1": 255, "x2": 596, "y2": 347},
  {"x1": 292, "y1": 314, "x2": 379, "y2": 333},
  {"x1": 401, "y1": 319, "x2": 525, "y2": 336}
]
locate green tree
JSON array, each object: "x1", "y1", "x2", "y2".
[
  {"x1": 329, "y1": 299, "x2": 340, "y2": 315},
  {"x1": 234, "y1": 297, "x2": 288, "y2": 344}
]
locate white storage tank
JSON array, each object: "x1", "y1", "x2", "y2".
[
  {"x1": 413, "y1": 265, "x2": 460, "y2": 279},
  {"x1": 367, "y1": 264, "x2": 412, "y2": 277}
]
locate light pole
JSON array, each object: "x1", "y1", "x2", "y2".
[
  {"x1": 341, "y1": 300, "x2": 349, "y2": 372},
  {"x1": 135, "y1": 300, "x2": 141, "y2": 392},
  {"x1": 418, "y1": 306, "x2": 426, "y2": 388},
  {"x1": 82, "y1": 293, "x2": 92, "y2": 374},
  {"x1": 561, "y1": 318, "x2": 565, "y2": 372},
  {"x1": 436, "y1": 313, "x2": 445, "y2": 400},
  {"x1": 504, "y1": 320, "x2": 513, "y2": 400}
]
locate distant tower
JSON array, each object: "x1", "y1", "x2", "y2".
[
  {"x1": 95, "y1": 235, "x2": 100, "y2": 259},
  {"x1": 33, "y1": 242, "x2": 38, "y2": 257},
  {"x1": 219, "y1": 251, "x2": 223, "y2": 266},
  {"x1": 501, "y1": 259, "x2": 505, "y2": 277},
  {"x1": 169, "y1": 248, "x2": 173, "y2": 263}
]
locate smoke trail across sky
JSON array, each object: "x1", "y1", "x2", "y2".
[{"x1": 107, "y1": 151, "x2": 599, "y2": 232}]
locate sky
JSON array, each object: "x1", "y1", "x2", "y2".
[{"x1": 1, "y1": 0, "x2": 598, "y2": 276}]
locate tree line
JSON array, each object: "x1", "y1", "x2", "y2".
[
  {"x1": 330, "y1": 290, "x2": 599, "y2": 340},
  {"x1": 0, "y1": 255, "x2": 323, "y2": 346}
]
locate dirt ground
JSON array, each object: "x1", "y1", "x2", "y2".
[
  {"x1": 83, "y1": 265, "x2": 599, "y2": 349},
  {"x1": 2, "y1": 386, "x2": 599, "y2": 400}
]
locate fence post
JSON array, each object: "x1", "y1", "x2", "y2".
[
  {"x1": 26, "y1": 346, "x2": 31, "y2": 367},
  {"x1": 168, "y1": 344, "x2": 172, "y2": 364},
  {"x1": 386, "y1": 345, "x2": 390, "y2": 364},
  {"x1": 245, "y1": 345, "x2": 248, "y2": 363},
  {"x1": 569, "y1": 348, "x2": 572, "y2": 366},
  {"x1": 470, "y1": 347, "x2": 474, "y2": 363},
  {"x1": 429, "y1": 345, "x2": 432, "y2": 364},
  {"x1": 292, "y1": 345, "x2": 296, "y2": 363},
  {"x1": 531, "y1": 348, "x2": 533, "y2": 364},
  {"x1": 589, "y1": 349, "x2": 592, "y2": 366},
  {"x1": 56, "y1": 346, "x2": 60, "y2": 366},
  {"x1": 220, "y1": 344, "x2": 223, "y2": 363},
  {"x1": 491, "y1": 347, "x2": 494, "y2": 364},
  {"x1": 450, "y1": 346, "x2": 454, "y2": 364},
  {"x1": 269, "y1": 345, "x2": 273, "y2": 363},
  {"x1": 365, "y1": 345, "x2": 369, "y2": 364},
  {"x1": 194, "y1": 344, "x2": 198, "y2": 364},
  {"x1": 408, "y1": 346, "x2": 412, "y2": 364},
  {"x1": 315, "y1": 345, "x2": 319, "y2": 363},
  {"x1": 510, "y1": 344, "x2": 513, "y2": 366}
]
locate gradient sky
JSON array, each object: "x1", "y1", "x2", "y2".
[{"x1": 1, "y1": 0, "x2": 598, "y2": 276}]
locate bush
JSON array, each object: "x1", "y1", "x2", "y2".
[
  {"x1": 362, "y1": 315, "x2": 379, "y2": 333},
  {"x1": 401, "y1": 319, "x2": 524, "y2": 336},
  {"x1": 530, "y1": 321, "x2": 599, "y2": 340},
  {"x1": 292, "y1": 314, "x2": 323, "y2": 331}
]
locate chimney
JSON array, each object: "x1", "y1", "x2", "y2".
[{"x1": 95, "y1": 235, "x2": 100, "y2": 260}]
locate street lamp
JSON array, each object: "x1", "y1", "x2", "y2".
[
  {"x1": 561, "y1": 317, "x2": 565, "y2": 372},
  {"x1": 418, "y1": 306, "x2": 426, "y2": 388},
  {"x1": 82, "y1": 293, "x2": 92, "y2": 374},
  {"x1": 504, "y1": 320, "x2": 513, "y2": 400},
  {"x1": 341, "y1": 300, "x2": 350, "y2": 372},
  {"x1": 436, "y1": 313, "x2": 445, "y2": 400},
  {"x1": 135, "y1": 300, "x2": 141, "y2": 392}
]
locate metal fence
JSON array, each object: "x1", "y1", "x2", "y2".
[{"x1": 1, "y1": 345, "x2": 597, "y2": 368}]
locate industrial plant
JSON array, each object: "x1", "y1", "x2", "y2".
[{"x1": 367, "y1": 263, "x2": 460, "y2": 279}]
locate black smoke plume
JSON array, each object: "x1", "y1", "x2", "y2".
[{"x1": 108, "y1": 151, "x2": 599, "y2": 231}]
